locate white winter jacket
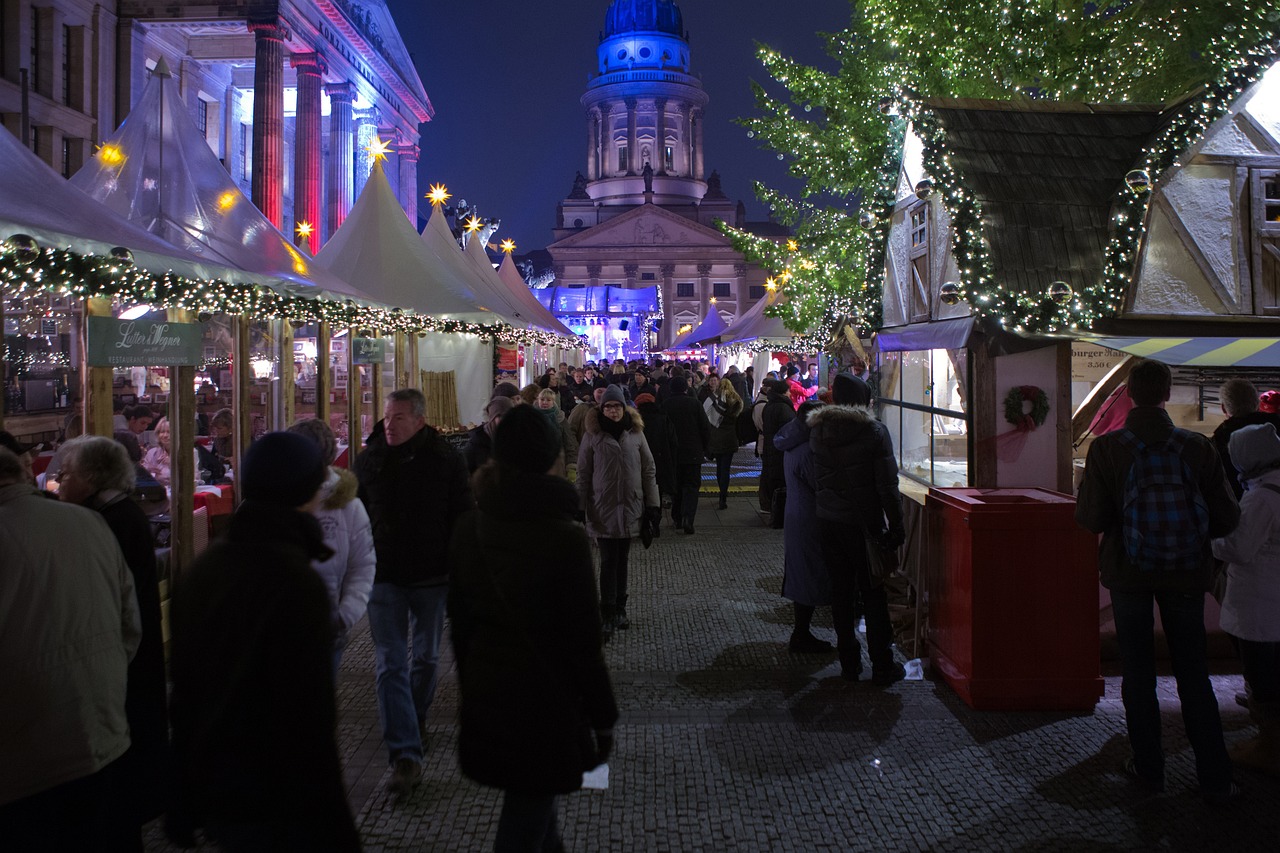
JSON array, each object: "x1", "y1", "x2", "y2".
[
  {"x1": 1212, "y1": 427, "x2": 1280, "y2": 642},
  {"x1": 311, "y1": 467, "x2": 376, "y2": 633}
]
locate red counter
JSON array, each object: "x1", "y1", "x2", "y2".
[{"x1": 926, "y1": 488, "x2": 1103, "y2": 711}]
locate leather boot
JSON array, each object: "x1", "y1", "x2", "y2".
[
  {"x1": 615, "y1": 595, "x2": 630, "y2": 630},
  {"x1": 600, "y1": 604, "x2": 616, "y2": 643}
]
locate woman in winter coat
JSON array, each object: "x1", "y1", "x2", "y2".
[
  {"x1": 772, "y1": 402, "x2": 834, "y2": 654},
  {"x1": 1212, "y1": 422, "x2": 1280, "y2": 775},
  {"x1": 578, "y1": 384, "x2": 660, "y2": 637},
  {"x1": 288, "y1": 419, "x2": 376, "y2": 669},
  {"x1": 449, "y1": 406, "x2": 617, "y2": 851},
  {"x1": 704, "y1": 377, "x2": 744, "y2": 509},
  {"x1": 536, "y1": 387, "x2": 579, "y2": 477},
  {"x1": 55, "y1": 435, "x2": 168, "y2": 849}
]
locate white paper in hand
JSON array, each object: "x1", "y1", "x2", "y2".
[{"x1": 581, "y1": 763, "x2": 610, "y2": 790}]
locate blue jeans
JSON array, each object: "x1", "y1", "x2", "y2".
[
  {"x1": 1111, "y1": 588, "x2": 1232, "y2": 792},
  {"x1": 368, "y1": 582, "x2": 449, "y2": 765},
  {"x1": 495, "y1": 792, "x2": 560, "y2": 853}
]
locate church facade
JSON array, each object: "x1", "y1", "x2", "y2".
[{"x1": 544, "y1": 0, "x2": 783, "y2": 359}]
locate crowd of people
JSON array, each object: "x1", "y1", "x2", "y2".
[{"x1": 2, "y1": 353, "x2": 1277, "y2": 850}]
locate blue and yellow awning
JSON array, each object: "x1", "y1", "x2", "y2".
[{"x1": 1087, "y1": 337, "x2": 1280, "y2": 367}]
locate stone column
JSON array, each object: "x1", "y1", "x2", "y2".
[
  {"x1": 692, "y1": 108, "x2": 705, "y2": 180},
  {"x1": 587, "y1": 264, "x2": 602, "y2": 288},
  {"x1": 624, "y1": 264, "x2": 638, "y2": 289},
  {"x1": 735, "y1": 263, "x2": 749, "y2": 318},
  {"x1": 678, "y1": 104, "x2": 691, "y2": 176},
  {"x1": 397, "y1": 143, "x2": 419, "y2": 224},
  {"x1": 353, "y1": 110, "x2": 378, "y2": 200},
  {"x1": 654, "y1": 98, "x2": 667, "y2": 174},
  {"x1": 291, "y1": 52, "x2": 324, "y2": 254},
  {"x1": 698, "y1": 263, "x2": 713, "y2": 316},
  {"x1": 248, "y1": 19, "x2": 289, "y2": 229},
  {"x1": 586, "y1": 108, "x2": 598, "y2": 181},
  {"x1": 660, "y1": 263, "x2": 675, "y2": 348},
  {"x1": 625, "y1": 98, "x2": 638, "y2": 175},
  {"x1": 324, "y1": 82, "x2": 355, "y2": 240}
]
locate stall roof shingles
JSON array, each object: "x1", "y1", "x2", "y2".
[{"x1": 925, "y1": 99, "x2": 1166, "y2": 299}]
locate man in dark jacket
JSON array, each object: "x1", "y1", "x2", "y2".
[
  {"x1": 808, "y1": 373, "x2": 905, "y2": 685},
  {"x1": 1212, "y1": 378, "x2": 1280, "y2": 500},
  {"x1": 464, "y1": 396, "x2": 513, "y2": 473},
  {"x1": 167, "y1": 432, "x2": 359, "y2": 850},
  {"x1": 636, "y1": 392, "x2": 678, "y2": 506},
  {"x1": 759, "y1": 379, "x2": 796, "y2": 512},
  {"x1": 565, "y1": 368, "x2": 594, "y2": 409},
  {"x1": 1076, "y1": 359, "x2": 1239, "y2": 802},
  {"x1": 355, "y1": 388, "x2": 473, "y2": 797},
  {"x1": 662, "y1": 375, "x2": 710, "y2": 534}
]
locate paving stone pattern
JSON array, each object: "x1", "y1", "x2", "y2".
[{"x1": 145, "y1": 495, "x2": 1279, "y2": 851}]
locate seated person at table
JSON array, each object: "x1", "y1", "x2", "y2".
[{"x1": 141, "y1": 418, "x2": 204, "y2": 487}]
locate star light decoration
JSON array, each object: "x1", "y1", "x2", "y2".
[
  {"x1": 500, "y1": 239, "x2": 517, "y2": 254},
  {"x1": 426, "y1": 183, "x2": 451, "y2": 207},
  {"x1": 365, "y1": 136, "x2": 392, "y2": 163},
  {"x1": 463, "y1": 216, "x2": 484, "y2": 233},
  {"x1": 295, "y1": 221, "x2": 314, "y2": 239}
]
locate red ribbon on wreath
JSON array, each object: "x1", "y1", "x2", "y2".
[
  {"x1": 993, "y1": 385, "x2": 1050, "y2": 462},
  {"x1": 1014, "y1": 386, "x2": 1040, "y2": 432}
]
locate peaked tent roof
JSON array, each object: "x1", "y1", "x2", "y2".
[
  {"x1": 314, "y1": 162, "x2": 497, "y2": 324},
  {"x1": 718, "y1": 288, "x2": 798, "y2": 347},
  {"x1": 924, "y1": 98, "x2": 1166, "y2": 299},
  {"x1": 467, "y1": 238, "x2": 576, "y2": 337},
  {"x1": 69, "y1": 59, "x2": 366, "y2": 301},
  {"x1": 675, "y1": 307, "x2": 731, "y2": 348},
  {"x1": 0, "y1": 125, "x2": 249, "y2": 284},
  {"x1": 419, "y1": 206, "x2": 525, "y2": 327}
]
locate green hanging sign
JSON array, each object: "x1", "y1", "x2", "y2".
[
  {"x1": 351, "y1": 337, "x2": 389, "y2": 365},
  {"x1": 87, "y1": 316, "x2": 205, "y2": 366}
]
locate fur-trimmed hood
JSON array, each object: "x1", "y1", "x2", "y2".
[
  {"x1": 582, "y1": 404, "x2": 645, "y2": 437},
  {"x1": 806, "y1": 403, "x2": 876, "y2": 430},
  {"x1": 318, "y1": 465, "x2": 359, "y2": 510}
]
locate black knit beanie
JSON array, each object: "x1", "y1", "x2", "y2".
[
  {"x1": 240, "y1": 431, "x2": 327, "y2": 508},
  {"x1": 494, "y1": 404, "x2": 562, "y2": 474},
  {"x1": 832, "y1": 372, "x2": 871, "y2": 407}
]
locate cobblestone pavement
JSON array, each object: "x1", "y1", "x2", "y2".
[{"x1": 146, "y1": 491, "x2": 1279, "y2": 852}]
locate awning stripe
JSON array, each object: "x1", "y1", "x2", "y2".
[
  {"x1": 1087, "y1": 337, "x2": 1280, "y2": 367},
  {"x1": 1183, "y1": 338, "x2": 1278, "y2": 366}
]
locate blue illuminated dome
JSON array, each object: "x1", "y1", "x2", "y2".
[{"x1": 603, "y1": 0, "x2": 684, "y2": 38}]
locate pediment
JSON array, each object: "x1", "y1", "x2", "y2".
[{"x1": 549, "y1": 205, "x2": 732, "y2": 250}]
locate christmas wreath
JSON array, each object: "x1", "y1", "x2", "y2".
[{"x1": 1004, "y1": 385, "x2": 1050, "y2": 432}]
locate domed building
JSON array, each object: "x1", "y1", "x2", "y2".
[{"x1": 543, "y1": 0, "x2": 783, "y2": 360}]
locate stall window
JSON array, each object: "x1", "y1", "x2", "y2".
[
  {"x1": 713, "y1": 282, "x2": 731, "y2": 298},
  {"x1": 908, "y1": 203, "x2": 931, "y2": 322},
  {"x1": 1251, "y1": 169, "x2": 1280, "y2": 313},
  {"x1": 877, "y1": 347, "x2": 969, "y2": 487},
  {"x1": 676, "y1": 282, "x2": 694, "y2": 298}
]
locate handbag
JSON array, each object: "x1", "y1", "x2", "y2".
[{"x1": 865, "y1": 539, "x2": 899, "y2": 586}]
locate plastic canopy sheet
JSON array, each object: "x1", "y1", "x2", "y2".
[
  {"x1": 315, "y1": 161, "x2": 496, "y2": 324},
  {"x1": 419, "y1": 207, "x2": 524, "y2": 327},
  {"x1": 69, "y1": 60, "x2": 367, "y2": 302},
  {"x1": 679, "y1": 307, "x2": 731, "y2": 347},
  {"x1": 0, "y1": 124, "x2": 251, "y2": 285},
  {"x1": 718, "y1": 288, "x2": 798, "y2": 348},
  {"x1": 1085, "y1": 336, "x2": 1280, "y2": 367},
  {"x1": 465, "y1": 233, "x2": 575, "y2": 337},
  {"x1": 875, "y1": 317, "x2": 975, "y2": 353}
]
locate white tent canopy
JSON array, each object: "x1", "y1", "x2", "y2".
[
  {"x1": 718, "y1": 288, "x2": 798, "y2": 347},
  {"x1": 315, "y1": 161, "x2": 497, "y2": 324},
  {"x1": 70, "y1": 58, "x2": 366, "y2": 302},
  {"x1": 0, "y1": 124, "x2": 249, "y2": 285},
  {"x1": 419, "y1": 206, "x2": 525, "y2": 327},
  {"x1": 463, "y1": 235, "x2": 576, "y2": 338}
]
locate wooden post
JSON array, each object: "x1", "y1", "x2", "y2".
[
  {"x1": 1055, "y1": 341, "x2": 1074, "y2": 494},
  {"x1": 409, "y1": 331, "x2": 422, "y2": 391},
  {"x1": 970, "y1": 338, "x2": 997, "y2": 488},
  {"x1": 345, "y1": 327, "x2": 361, "y2": 461},
  {"x1": 83, "y1": 298, "x2": 114, "y2": 437},
  {"x1": 279, "y1": 318, "x2": 295, "y2": 429},
  {"x1": 394, "y1": 330, "x2": 409, "y2": 391},
  {"x1": 316, "y1": 321, "x2": 331, "y2": 424},
  {"x1": 371, "y1": 330, "x2": 385, "y2": 420},
  {"x1": 167, "y1": 307, "x2": 196, "y2": 579},
  {"x1": 232, "y1": 315, "x2": 252, "y2": 503}
]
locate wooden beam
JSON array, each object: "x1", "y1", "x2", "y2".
[
  {"x1": 232, "y1": 315, "x2": 252, "y2": 502},
  {"x1": 1072, "y1": 355, "x2": 1136, "y2": 445},
  {"x1": 83, "y1": 298, "x2": 114, "y2": 437},
  {"x1": 315, "y1": 322, "x2": 331, "y2": 424},
  {"x1": 167, "y1": 307, "x2": 196, "y2": 581},
  {"x1": 345, "y1": 327, "x2": 361, "y2": 463},
  {"x1": 279, "y1": 319, "x2": 294, "y2": 429},
  {"x1": 970, "y1": 338, "x2": 997, "y2": 488},
  {"x1": 371, "y1": 330, "x2": 385, "y2": 423},
  {"x1": 1055, "y1": 342, "x2": 1073, "y2": 493}
]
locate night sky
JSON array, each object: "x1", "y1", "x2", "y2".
[{"x1": 383, "y1": 0, "x2": 854, "y2": 253}]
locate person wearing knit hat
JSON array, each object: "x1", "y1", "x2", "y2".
[
  {"x1": 578, "y1": 383, "x2": 661, "y2": 637},
  {"x1": 449, "y1": 384, "x2": 618, "y2": 853},
  {"x1": 633, "y1": 392, "x2": 656, "y2": 406},
  {"x1": 491, "y1": 381, "x2": 521, "y2": 403},
  {"x1": 166, "y1": 431, "x2": 358, "y2": 848},
  {"x1": 831, "y1": 372, "x2": 872, "y2": 408}
]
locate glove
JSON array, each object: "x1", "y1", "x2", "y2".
[
  {"x1": 879, "y1": 526, "x2": 906, "y2": 551},
  {"x1": 593, "y1": 729, "x2": 614, "y2": 767},
  {"x1": 645, "y1": 506, "x2": 663, "y2": 525}
]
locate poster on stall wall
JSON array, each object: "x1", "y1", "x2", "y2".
[{"x1": 494, "y1": 342, "x2": 520, "y2": 386}]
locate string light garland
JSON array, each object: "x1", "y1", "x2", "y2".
[{"x1": 0, "y1": 241, "x2": 586, "y2": 350}]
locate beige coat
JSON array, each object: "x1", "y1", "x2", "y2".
[
  {"x1": 576, "y1": 407, "x2": 660, "y2": 540},
  {"x1": 0, "y1": 483, "x2": 140, "y2": 805}
]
